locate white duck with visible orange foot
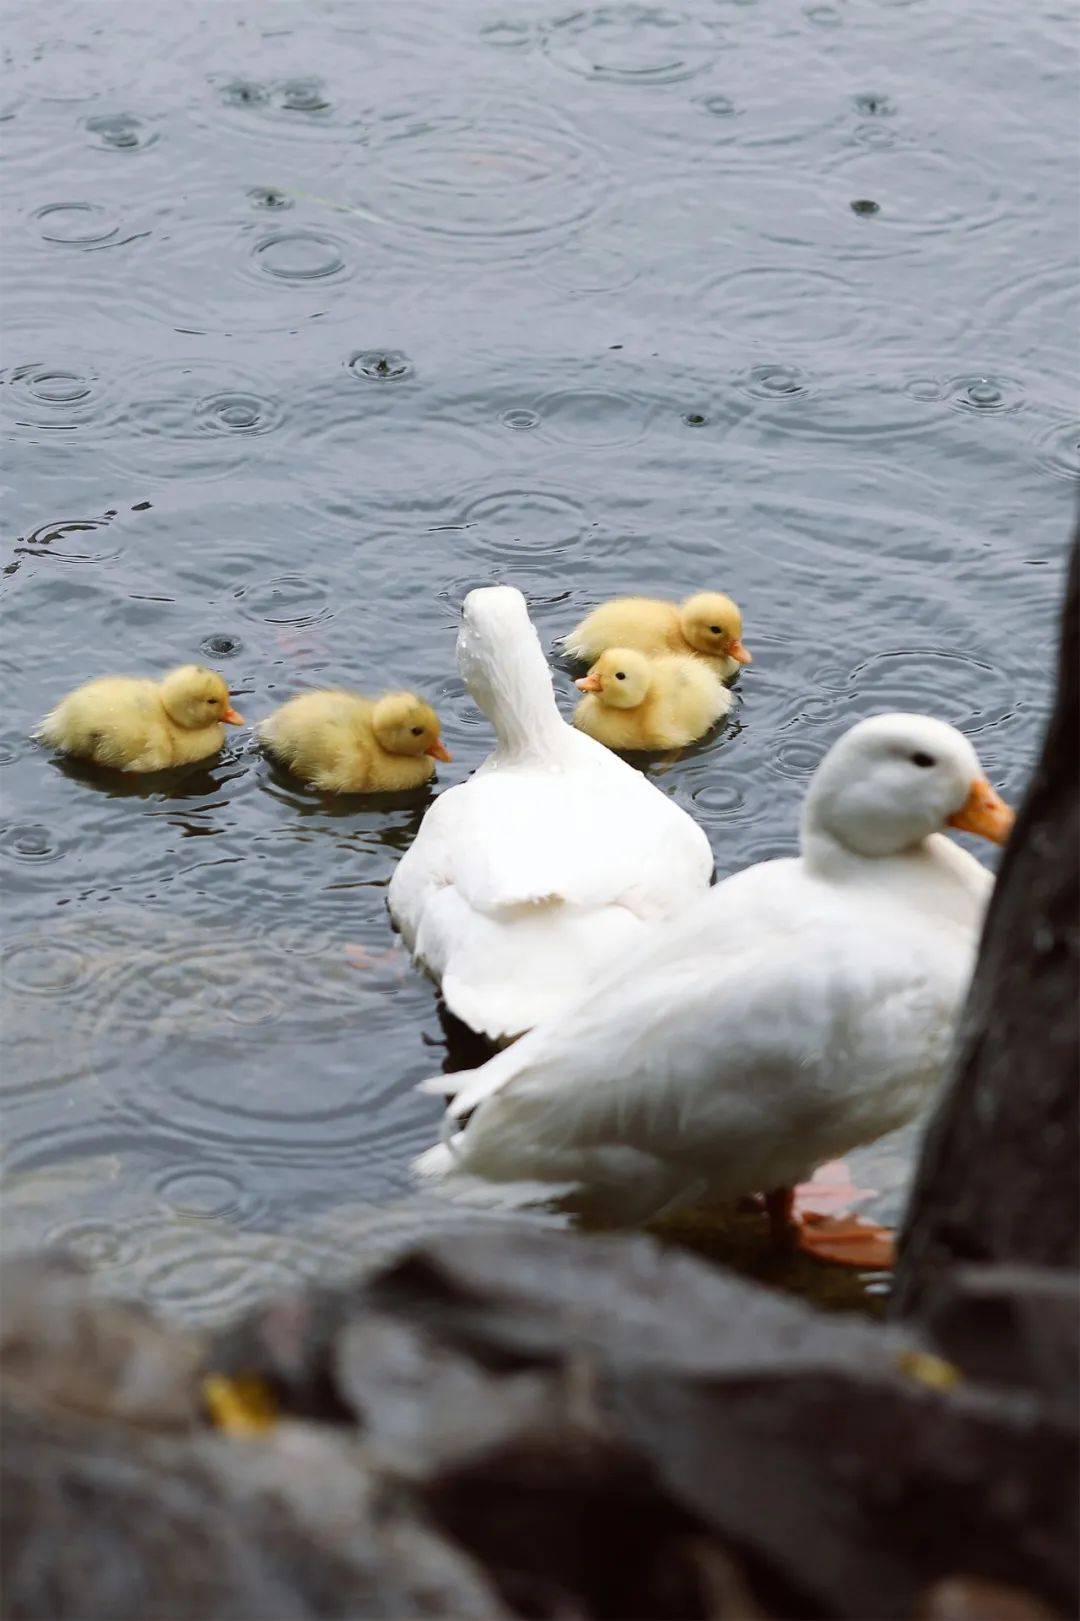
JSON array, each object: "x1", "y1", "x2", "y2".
[
  {"x1": 414, "y1": 713, "x2": 1014, "y2": 1265},
  {"x1": 388, "y1": 587, "x2": 713, "y2": 1044}
]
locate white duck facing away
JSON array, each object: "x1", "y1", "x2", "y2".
[
  {"x1": 413, "y1": 713, "x2": 1014, "y2": 1263},
  {"x1": 387, "y1": 587, "x2": 714, "y2": 1043}
]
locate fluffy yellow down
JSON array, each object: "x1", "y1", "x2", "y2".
[
  {"x1": 563, "y1": 591, "x2": 751, "y2": 681},
  {"x1": 573, "y1": 648, "x2": 732, "y2": 751},
  {"x1": 259, "y1": 688, "x2": 450, "y2": 793},
  {"x1": 36, "y1": 665, "x2": 243, "y2": 771}
]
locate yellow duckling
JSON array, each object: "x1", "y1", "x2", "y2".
[
  {"x1": 573, "y1": 648, "x2": 732, "y2": 751},
  {"x1": 36, "y1": 665, "x2": 244, "y2": 772},
  {"x1": 259, "y1": 689, "x2": 451, "y2": 793},
  {"x1": 563, "y1": 591, "x2": 752, "y2": 681}
]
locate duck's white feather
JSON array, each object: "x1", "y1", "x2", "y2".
[{"x1": 388, "y1": 588, "x2": 712, "y2": 1041}]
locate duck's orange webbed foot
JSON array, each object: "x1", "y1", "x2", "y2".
[
  {"x1": 765, "y1": 1163, "x2": 895, "y2": 1269},
  {"x1": 795, "y1": 1211, "x2": 895, "y2": 1268}
]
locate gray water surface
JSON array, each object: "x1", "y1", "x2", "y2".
[{"x1": 3, "y1": 0, "x2": 1076, "y2": 1323}]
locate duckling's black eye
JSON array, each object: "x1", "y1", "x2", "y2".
[
  {"x1": 411, "y1": 726, "x2": 424, "y2": 736},
  {"x1": 615, "y1": 671, "x2": 625, "y2": 680},
  {"x1": 709, "y1": 625, "x2": 721, "y2": 635},
  {"x1": 911, "y1": 751, "x2": 935, "y2": 768}
]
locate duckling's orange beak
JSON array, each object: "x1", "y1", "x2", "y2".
[
  {"x1": 222, "y1": 706, "x2": 245, "y2": 725},
  {"x1": 576, "y1": 673, "x2": 603, "y2": 692},
  {"x1": 728, "y1": 640, "x2": 752, "y2": 665},
  {"x1": 947, "y1": 777, "x2": 1014, "y2": 845},
  {"x1": 426, "y1": 739, "x2": 452, "y2": 762}
]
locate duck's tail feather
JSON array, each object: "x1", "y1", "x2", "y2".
[
  {"x1": 412, "y1": 1141, "x2": 457, "y2": 1180},
  {"x1": 417, "y1": 1075, "x2": 460, "y2": 1099}
]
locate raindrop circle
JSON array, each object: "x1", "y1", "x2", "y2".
[
  {"x1": 33, "y1": 201, "x2": 120, "y2": 245},
  {"x1": 2, "y1": 940, "x2": 91, "y2": 996},
  {"x1": 690, "y1": 779, "x2": 747, "y2": 819},
  {"x1": 154, "y1": 1165, "x2": 248, "y2": 1221},
  {"x1": 534, "y1": 388, "x2": 648, "y2": 448},
  {"x1": 739, "y1": 363, "x2": 811, "y2": 400},
  {"x1": 347, "y1": 350, "x2": 413, "y2": 381},
  {"x1": 247, "y1": 185, "x2": 293, "y2": 210},
  {"x1": 364, "y1": 98, "x2": 603, "y2": 244},
  {"x1": 700, "y1": 93, "x2": 737, "y2": 117},
  {"x1": 0, "y1": 824, "x2": 61, "y2": 863},
  {"x1": 277, "y1": 78, "x2": 331, "y2": 114},
  {"x1": 251, "y1": 230, "x2": 348, "y2": 282},
  {"x1": 218, "y1": 79, "x2": 270, "y2": 108},
  {"x1": 85, "y1": 112, "x2": 157, "y2": 152},
  {"x1": 23, "y1": 369, "x2": 92, "y2": 405},
  {"x1": 460, "y1": 488, "x2": 589, "y2": 562},
  {"x1": 945, "y1": 375, "x2": 1024, "y2": 414},
  {"x1": 904, "y1": 376, "x2": 942, "y2": 402},
  {"x1": 501, "y1": 407, "x2": 541, "y2": 430},
  {"x1": 853, "y1": 92, "x2": 896, "y2": 116},
  {"x1": 197, "y1": 392, "x2": 277, "y2": 434},
  {"x1": 771, "y1": 740, "x2": 827, "y2": 779},
  {"x1": 200, "y1": 634, "x2": 244, "y2": 659},
  {"x1": 238, "y1": 574, "x2": 332, "y2": 626},
  {"x1": 41, "y1": 1220, "x2": 135, "y2": 1266},
  {"x1": 480, "y1": 19, "x2": 535, "y2": 48},
  {"x1": 1031, "y1": 419, "x2": 1080, "y2": 482},
  {"x1": 542, "y1": 5, "x2": 718, "y2": 86},
  {"x1": 700, "y1": 266, "x2": 868, "y2": 350}
]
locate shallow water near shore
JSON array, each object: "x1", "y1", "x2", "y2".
[{"x1": 3, "y1": 0, "x2": 1075, "y2": 1324}]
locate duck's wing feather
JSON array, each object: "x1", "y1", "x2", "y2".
[
  {"x1": 388, "y1": 762, "x2": 712, "y2": 1037},
  {"x1": 436, "y1": 893, "x2": 970, "y2": 1190}
]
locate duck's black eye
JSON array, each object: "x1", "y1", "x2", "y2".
[
  {"x1": 709, "y1": 625, "x2": 721, "y2": 635},
  {"x1": 911, "y1": 751, "x2": 935, "y2": 768},
  {"x1": 411, "y1": 726, "x2": 424, "y2": 736},
  {"x1": 615, "y1": 671, "x2": 625, "y2": 680}
]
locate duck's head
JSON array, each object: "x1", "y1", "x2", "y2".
[
  {"x1": 160, "y1": 666, "x2": 244, "y2": 730},
  {"x1": 457, "y1": 586, "x2": 556, "y2": 734},
  {"x1": 575, "y1": 648, "x2": 652, "y2": 709},
  {"x1": 371, "y1": 692, "x2": 451, "y2": 761},
  {"x1": 803, "y1": 713, "x2": 1014, "y2": 858},
  {"x1": 680, "y1": 592, "x2": 751, "y2": 664}
]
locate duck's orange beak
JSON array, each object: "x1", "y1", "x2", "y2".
[
  {"x1": 222, "y1": 706, "x2": 245, "y2": 725},
  {"x1": 425, "y1": 739, "x2": 452, "y2": 762},
  {"x1": 947, "y1": 778, "x2": 1014, "y2": 845},
  {"x1": 728, "y1": 640, "x2": 752, "y2": 665},
  {"x1": 576, "y1": 673, "x2": 603, "y2": 692}
]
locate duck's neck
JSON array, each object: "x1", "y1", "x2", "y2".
[
  {"x1": 801, "y1": 826, "x2": 990, "y2": 923},
  {"x1": 471, "y1": 639, "x2": 567, "y2": 761}
]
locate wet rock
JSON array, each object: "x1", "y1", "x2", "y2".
[
  {"x1": 1, "y1": 1402, "x2": 506, "y2": 1621},
  {"x1": 919, "y1": 1264, "x2": 1079, "y2": 1421},
  {"x1": 212, "y1": 1228, "x2": 1077, "y2": 1620},
  {"x1": 895, "y1": 535, "x2": 1079, "y2": 1308},
  {"x1": 5, "y1": 1214, "x2": 1077, "y2": 1620},
  {"x1": 0, "y1": 1252, "x2": 201, "y2": 1429},
  {"x1": 915, "y1": 1574, "x2": 1064, "y2": 1620}
]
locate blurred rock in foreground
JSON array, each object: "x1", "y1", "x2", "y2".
[
  {"x1": 895, "y1": 533, "x2": 1079, "y2": 1310},
  {"x1": 3, "y1": 1236, "x2": 1076, "y2": 1621}
]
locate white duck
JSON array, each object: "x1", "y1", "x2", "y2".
[
  {"x1": 414, "y1": 713, "x2": 1014, "y2": 1263},
  {"x1": 387, "y1": 586, "x2": 713, "y2": 1043}
]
